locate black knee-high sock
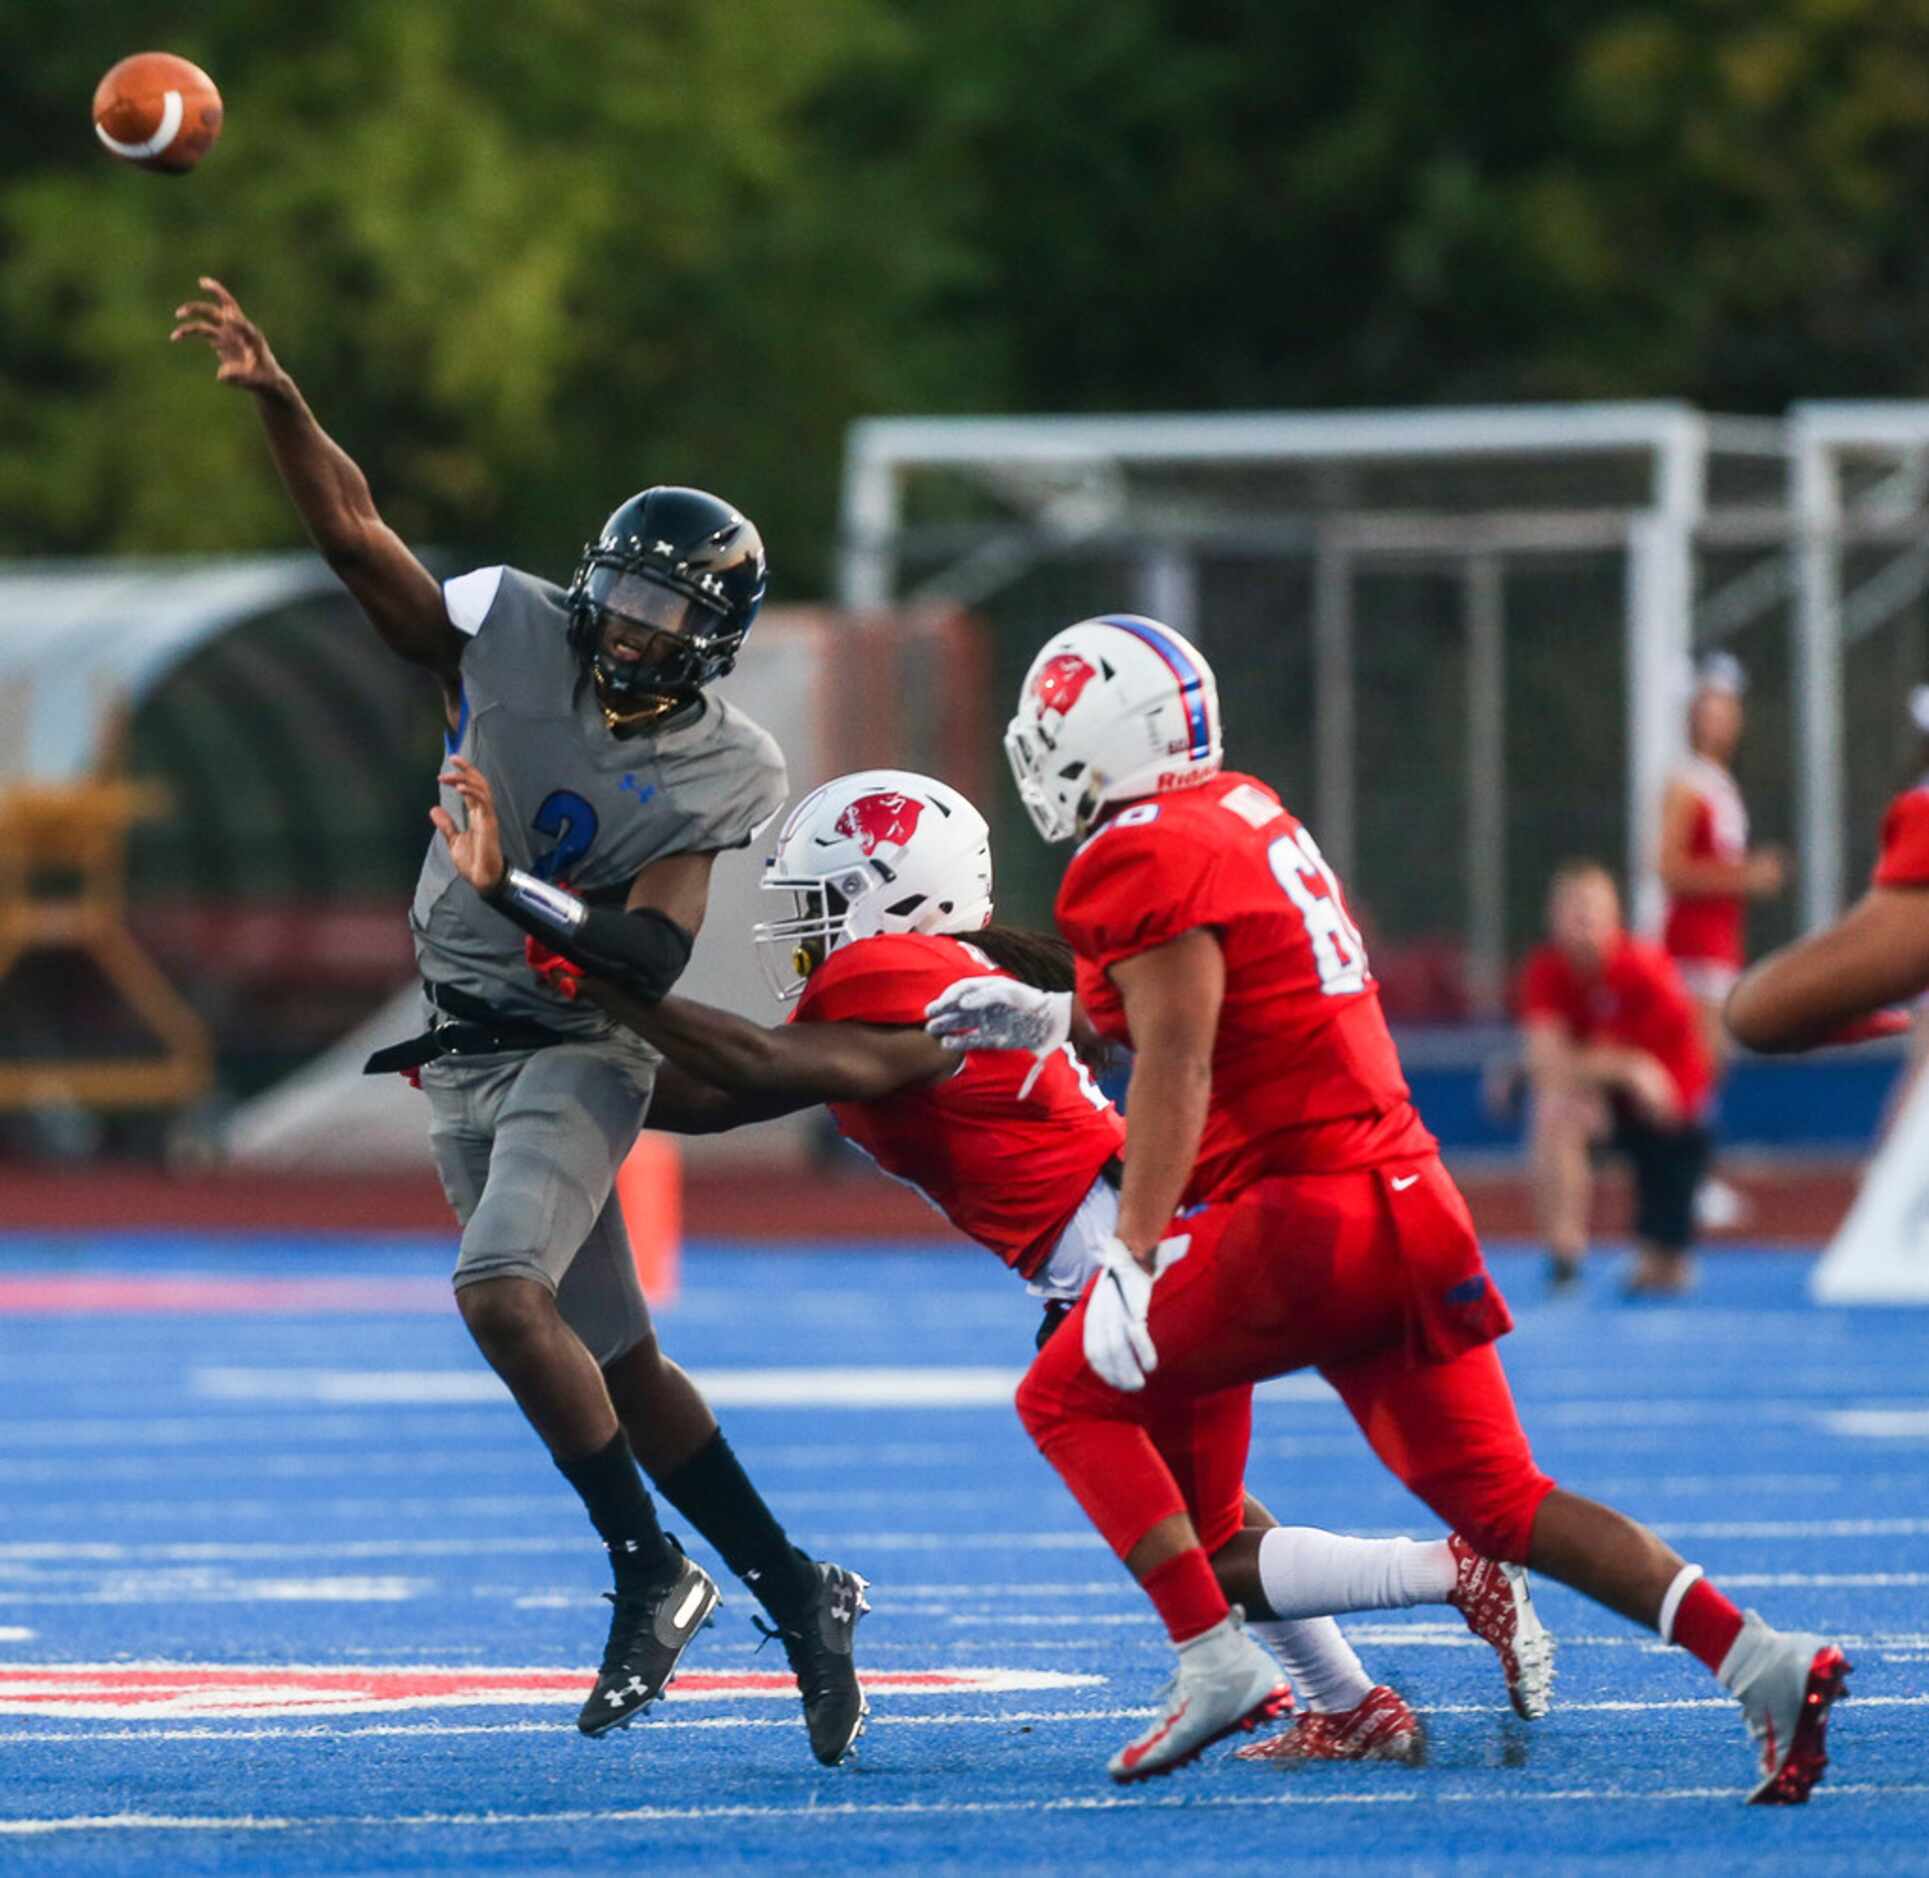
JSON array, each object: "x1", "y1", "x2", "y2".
[
  {"x1": 555, "y1": 1431, "x2": 678, "y2": 1589},
  {"x1": 655, "y1": 1429, "x2": 817, "y2": 1623}
]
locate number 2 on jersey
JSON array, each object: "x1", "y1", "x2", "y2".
[
  {"x1": 531, "y1": 790, "x2": 599, "y2": 883},
  {"x1": 1268, "y1": 826, "x2": 1369, "y2": 995}
]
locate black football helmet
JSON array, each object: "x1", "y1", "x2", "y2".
[{"x1": 566, "y1": 486, "x2": 768, "y2": 731}]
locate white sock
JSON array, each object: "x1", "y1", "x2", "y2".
[
  {"x1": 1257, "y1": 1526, "x2": 1459, "y2": 1619},
  {"x1": 1249, "y1": 1616, "x2": 1373, "y2": 1714}
]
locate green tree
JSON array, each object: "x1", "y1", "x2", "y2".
[{"x1": 10, "y1": 2, "x2": 1929, "y2": 593}]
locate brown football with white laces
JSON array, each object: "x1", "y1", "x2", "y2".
[{"x1": 92, "y1": 52, "x2": 223, "y2": 174}]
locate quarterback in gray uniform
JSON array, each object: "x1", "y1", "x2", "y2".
[{"x1": 172, "y1": 277, "x2": 869, "y2": 1763}]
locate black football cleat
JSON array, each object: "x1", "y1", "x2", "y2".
[
  {"x1": 758, "y1": 1559, "x2": 871, "y2": 1765},
  {"x1": 577, "y1": 1547, "x2": 720, "y2": 1737}
]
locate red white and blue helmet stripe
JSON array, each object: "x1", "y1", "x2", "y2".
[{"x1": 1096, "y1": 614, "x2": 1214, "y2": 759}]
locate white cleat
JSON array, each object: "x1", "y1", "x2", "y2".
[
  {"x1": 1446, "y1": 1533, "x2": 1555, "y2": 1720},
  {"x1": 1108, "y1": 1612, "x2": 1292, "y2": 1784},
  {"x1": 1720, "y1": 1610, "x2": 1851, "y2": 1805}
]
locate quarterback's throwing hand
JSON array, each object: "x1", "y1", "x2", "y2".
[
  {"x1": 169, "y1": 277, "x2": 286, "y2": 394},
  {"x1": 924, "y1": 978, "x2": 1073, "y2": 1098},
  {"x1": 1082, "y1": 1232, "x2": 1190, "y2": 1393}
]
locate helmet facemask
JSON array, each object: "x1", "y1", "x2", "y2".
[
  {"x1": 1005, "y1": 713, "x2": 1097, "y2": 844},
  {"x1": 754, "y1": 872, "x2": 866, "y2": 1002},
  {"x1": 569, "y1": 560, "x2": 745, "y2": 732}
]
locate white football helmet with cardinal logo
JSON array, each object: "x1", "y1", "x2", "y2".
[
  {"x1": 754, "y1": 768, "x2": 994, "y2": 999},
  {"x1": 1006, "y1": 613, "x2": 1222, "y2": 843}
]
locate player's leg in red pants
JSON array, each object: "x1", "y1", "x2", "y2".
[
  {"x1": 1015, "y1": 1163, "x2": 1555, "y2": 1620},
  {"x1": 1019, "y1": 1162, "x2": 1838, "y2": 1797},
  {"x1": 1144, "y1": 1384, "x2": 1252, "y2": 1559}
]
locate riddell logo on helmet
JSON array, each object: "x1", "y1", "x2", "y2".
[
  {"x1": 835, "y1": 791, "x2": 923, "y2": 856},
  {"x1": 1031, "y1": 652, "x2": 1099, "y2": 717}
]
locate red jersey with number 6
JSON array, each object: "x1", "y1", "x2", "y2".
[
  {"x1": 1057, "y1": 772, "x2": 1435, "y2": 1205},
  {"x1": 790, "y1": 932, "x2": 1125, "y2": 1278}
]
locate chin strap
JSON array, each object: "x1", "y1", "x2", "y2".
[{"x1": 592, "y1": 669, "x2": 690, "y2": 732}]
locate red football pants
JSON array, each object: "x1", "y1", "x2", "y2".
[
  {"x1": 1144, "y1": 1385, "x2": 1252, "y2": 1558},
  {"x1": 1015, "y1": 1159, "x2": 1556, "y2": 1566}
]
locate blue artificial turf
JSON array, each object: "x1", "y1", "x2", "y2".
[{"x1": 0, "y1": 1235, "x2": 1921, "y2": 1875}]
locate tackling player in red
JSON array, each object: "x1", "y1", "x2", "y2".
[
  {"x1": 925, "y1": 613, "x2": 1849, "y2": 1799},
  {"x1": 433, "y1": 756, "x2": 1555, "y2": 1764}
]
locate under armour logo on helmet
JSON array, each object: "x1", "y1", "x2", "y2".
[
  {"x1": 834, "y1": 791, "x2": 923, "y2": 856},
  {"x1": 1031, "y1": 651, "x2": 1100, "y2": 718}
]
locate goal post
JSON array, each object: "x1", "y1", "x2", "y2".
[
  {"x1": 1790, "y1": 400, "x2": 1929, "y2": 1304},
  {"x1": 838, "y1": 403, "x2": 1757, "y2": 1013}
]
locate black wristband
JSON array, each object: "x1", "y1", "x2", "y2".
[
  {"x1": 570, "y1": 903, "x2": 694, "y2": 1000},
  {"x1": 488, "y1": 866, "x2": 693, "y2": 1001}
]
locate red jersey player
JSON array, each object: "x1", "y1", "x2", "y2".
[
  {"x1": 1726, "y1": 685, "x2": 1929, "y2": 1052},
  {"x1": 927, "y1": 612, "x2": 1848, "y2": 1798},
  {"x1": 1518, "y1": 863, "x2": 1715, "y2": 1295},
  {"x1": 434, "y1": 758, "x2": 1549, "y2": 1763}
]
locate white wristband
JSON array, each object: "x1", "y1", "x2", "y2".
[{"x1": 1657, "y1": 1561, "x2": 1705, "y2": 1643}]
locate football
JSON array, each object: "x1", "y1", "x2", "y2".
[{"x1": 92, "y1": 51, "x2": 223, "y2": 174}]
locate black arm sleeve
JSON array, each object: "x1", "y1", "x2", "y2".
[{"x1": 488, "y1": 866, "x2": 694, "y2": 1001}]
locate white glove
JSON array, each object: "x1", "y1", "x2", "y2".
[
  {"x1": 1082, "y1": 1231, "x2": 1190, "y2": 1393},
  {"x1": 924, "y1": 978, "x2": 1074, "y2": 1099}
]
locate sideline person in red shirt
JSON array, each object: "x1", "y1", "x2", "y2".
[
  {"x1": 1519, "y1": 861, "x2": 1715, "y2": 1296},
  {"x1": 924, "y1": 612, "x2": 1846, "y2": 1800}
]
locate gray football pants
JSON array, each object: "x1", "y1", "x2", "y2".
[{"x1": 422, "y1": 1039, "x2": 659, "y2": 1368}]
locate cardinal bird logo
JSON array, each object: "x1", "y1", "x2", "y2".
[
  {"x1": 1032, "y1": 651, "x2": 1099, "y2": 717},
  {"x1": 835, "y1": 791, "x2": 923, "y2": 856}
]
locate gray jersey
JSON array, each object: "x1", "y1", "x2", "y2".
[{"x1": 411, "y1": 564, "x2": 787, "y2": 1033}]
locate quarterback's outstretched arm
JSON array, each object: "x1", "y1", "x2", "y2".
[
  {"x1": 171, "y1": 277, "x2": 461, "y2": 686},
  {"x1": 1725, "y1": 887, "x2": 1929, "y2": 1053}
]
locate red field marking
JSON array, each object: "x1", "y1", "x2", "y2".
[
  {"x1": 0, "y1": 1159, "x2": 1858, "y2": 1239},
  {"x1": 0, "y1": 1663, "x2": 1098, "y2": 1720},
  {"x1": 0, "y1": 1277, "x2": 451, "y2": 1315}
]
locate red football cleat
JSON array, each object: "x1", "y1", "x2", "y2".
[
  {"x1": 1233, "y1": 1684, "x2": 1424, "y2": 1765},
  {"x1": 1446, "y1": 1532, "x2": 1555, "y2": 1720}
]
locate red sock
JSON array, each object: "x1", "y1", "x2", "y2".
[
  {"x1": 1672, "y1": 1577, "x2": 1745, "y2": 1674},
  {"x1": 1140, "y1": 1549, "x2": 1229, "y2": 1645}
]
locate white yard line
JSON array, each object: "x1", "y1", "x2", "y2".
[
  {"x1": 4, "y1": 1782, "x2": 1926, "y2": 1836},
  {"x1": 0, "y1": 1691, "x2": 1920, "y2": 1746}
]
